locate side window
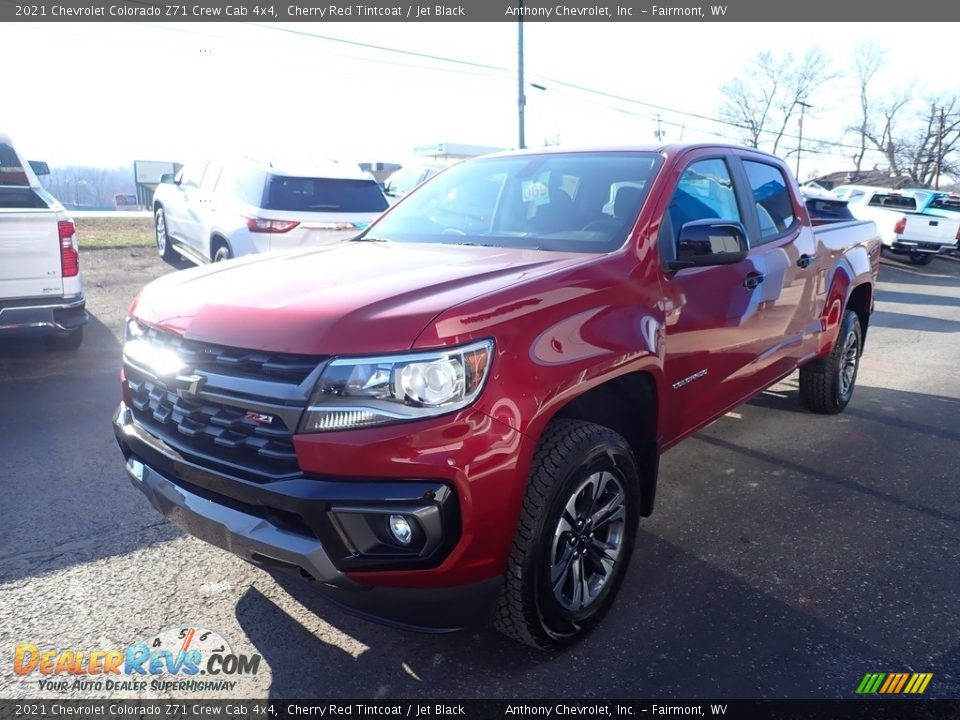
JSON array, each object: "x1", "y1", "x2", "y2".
[
  {"x1": 668, "y1": 158, "x2": 741, "y2": 243},
  {"x1": 743, "y1": 161, "x2": 797, "y2": 242},
  {"x1": 200, "y1": 161, "x2": 223, "y2": 193},
  {"x1": 234, "y1": 169, "x2": 265, "y2": 206},
  {"x1": 179, "y1": 163, "x2": 206, "y2": 189}
]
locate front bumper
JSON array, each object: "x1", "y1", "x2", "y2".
[
  {"x1": 113, "y1": 402, "x2": 498, "y2": 630},
  {"x1": 0, "y1": 293, "x2": 87, "y2": 333}
]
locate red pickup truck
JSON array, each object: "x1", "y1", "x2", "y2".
[{"x1": 114, "y1": 144, "x2": 880, "y2": 649}]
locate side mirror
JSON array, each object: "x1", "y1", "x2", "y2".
[
  {"x1": 29, "y1": 160, "x2": 50, "y2": 176},
  {"x1": 668, "y1": 220, "x2": 749, "y2": 271},
  {"x1": 159, "y1": 173, "x2": 176, "y2": 185}
]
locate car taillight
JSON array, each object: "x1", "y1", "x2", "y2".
[
  {"x1": 246, "y1": 217, "x2": 300, "y2": 233},
  {"x1": 58, "y1": 220, "x2": 79, "y2": 277},
  {"x1": 893, "y1": 217, "x2": 906, "y2": 235}
]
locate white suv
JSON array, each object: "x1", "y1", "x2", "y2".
[
  {"x1": 152, "y1": 157, "x2": 389, "y2": 265},
  {"x1": 0, "y1": 132, "x2": 86, "y2": 350}
]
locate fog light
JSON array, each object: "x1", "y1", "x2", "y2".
[{"x1": 388, "y1": 514, "x2": 413, "y2": 545}]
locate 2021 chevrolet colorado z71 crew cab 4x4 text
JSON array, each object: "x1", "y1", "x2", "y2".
[{"x1": 115, "y1": 144, "x2": 880, "y2": 649}]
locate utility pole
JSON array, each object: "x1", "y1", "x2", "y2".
[
  {"x1": 796, "y1": 101, "x2": 812, "y2": 178},
  {"x1": 517, "y1": 9, "x2": 526, "y2": 149},
  {"x1": 935, "y1": 106, "x2": 945, "y2": 190},
  {"x1": 654, "y1": 114, "x2": 665, "y2": 141}
]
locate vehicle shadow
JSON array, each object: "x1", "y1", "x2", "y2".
[
  {"x1": 879, "y1": 259, "x2": 960, "y2": 287},
  {"x1": 874, "y1": 289, "x2": 960, "y2": 308},
  {"x1": 868, "y1": 310, "x2": 960, "y2": 333},
  {"x1": 236, "y1": 382, "x2": 960, "y2": 699},
  {"x1": 236, "y1": 537, "x2": 907, "y2": 700},
  {"x1": 0, "y1": 313, "x2": 180, "y2": 583}
]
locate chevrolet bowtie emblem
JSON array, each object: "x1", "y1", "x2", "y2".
[{"x1": 175, "y1": 373, "x2": 206, "y2": 399}]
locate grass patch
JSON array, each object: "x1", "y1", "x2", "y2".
[{"x1": 76, "y1": 217, "x2": 154, "y2": 249}]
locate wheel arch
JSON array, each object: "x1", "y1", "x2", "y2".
[
  {"x1": 545, "y1": 370, "x2": 660, "y2": 517},
  {"x1": 846, "y1": 282, "x2": 873, "y2": 349},
  {"x1": 209, "y1": 232, "x2": 232, "y2": 260}
]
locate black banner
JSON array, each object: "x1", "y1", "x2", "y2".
[
  {"x1": 1, "y1": 0, "x2": 958, "y2": 22},
  {"x1": 2, "y1": 700, "x2": 960, "y2": 720}
]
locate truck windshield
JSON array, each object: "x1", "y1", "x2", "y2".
[
  {"x1": 366, "y1": 152, "x2": 662, "y2": 253},
  {"x1": 0, "y1": 143, "x2": 30, "y2": 187}
]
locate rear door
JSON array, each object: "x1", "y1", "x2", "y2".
[
  {"x1": 732, "y1": 155, "x2": 820, "y2": 377},
  {"x1": 0, "y1": 141, "x2": 62, "y2": 300}
]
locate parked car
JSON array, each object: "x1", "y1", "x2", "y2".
[
  {"x1": 382, "y1": 163, "x2": 444, "y2": 204},
  {"x1": 115, "y1": 144, "x2": 880, "y2": 650},
  {"x1": 152, "y1": 157, "x2": 389, "y2": 265},
  {"x1": 834, "y1": 184, "x2": 960, "y2": 265},
  {"x1": 0, "y1": 132, "x2": 86, "y2": 350}
]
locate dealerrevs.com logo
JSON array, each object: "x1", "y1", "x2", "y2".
[{"x1": 14, "y1": 625, "x2": 261, "y2": 693}]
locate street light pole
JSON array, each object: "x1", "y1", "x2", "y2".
[
  {"x1": 796, "y1": 101, "x2": 812, "y2": 178},
  {"x1": 517, "y1": 11, "x2": 526, "y2": 149}
]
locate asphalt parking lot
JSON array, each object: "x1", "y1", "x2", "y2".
[{"x1": 1, "y1": 248, "x2": 958, "y2": 699}]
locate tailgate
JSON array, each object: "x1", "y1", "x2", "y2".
[
  {"x1": 0, "y1": 208, "x2": 64, "y2": 300},
  {"x1": 904, "y1": 214, "x2": 960, "y2": 245}
]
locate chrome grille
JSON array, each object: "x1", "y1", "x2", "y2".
[
  {"x1": 124, "y1": 324, "x2": 325, "y2": 481},
  {"x1": 137, "y1": 324, "x2": 318, "y2": 384}
]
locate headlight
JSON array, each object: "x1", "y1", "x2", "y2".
[
  {"x1": 122, "y1": 318, "x2": 186, "y2": 377},
  {"x1": 299, "y1": 339, "x2": 493, "y2": 432}
]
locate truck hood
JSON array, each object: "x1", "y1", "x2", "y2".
[{"x1": 133, "y1": 241, "x2": 588, "y2": 355}]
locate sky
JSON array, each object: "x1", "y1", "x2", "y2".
[{"x1": 2, "y1": 21, "x2": 957, "y2": 180}]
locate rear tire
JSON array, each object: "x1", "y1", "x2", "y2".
[
  {"x1": 799, "y1": 309, "x2": 862, "y2": 414},
  {"x1": 909, "y1": 252, "x2": 935, "y2": 266},
  {"x1": 154, "y1": 207, "x2": 176, "y2": 261},
  {"x1": 46, "y1": 327, "x2": 83, "y2": 351},
  {"x1": 211, "y1": 239, "x2": 232, "y2": 263},
  {"x1": 495, "y1": 419, "x2": 640, "y2": 650}
]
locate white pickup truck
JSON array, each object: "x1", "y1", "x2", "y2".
[
  {"x1": 0, "y1": 133, "x2": 86, "y2": 349},
  {"x1": 834, "y1": 184, "x2": 960, "y2": 265}
]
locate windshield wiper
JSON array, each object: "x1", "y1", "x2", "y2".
[{"x1": 351, "y1": 236, "x2": 391, "y2": 242}]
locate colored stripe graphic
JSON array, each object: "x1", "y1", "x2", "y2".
[{"x1": 856, "y1": 672, "x2": 932, "y2": 694}]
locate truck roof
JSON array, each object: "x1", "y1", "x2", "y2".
[{"x1": 481, "y1": 143, "x2": 791, "y2": 160}]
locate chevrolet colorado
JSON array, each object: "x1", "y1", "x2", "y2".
[
  {"x1": 0, "y1": 132, "x2": 86, "y2": 349},
  {"x1": 114, "y1": 145, "x2": 880, "y2": 649}
]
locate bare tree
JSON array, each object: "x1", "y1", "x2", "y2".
[
  {"x1": 896, "y1": 98, "x2": 960, "y2": 186},
  {"x1": 720, "y1": 48, "x2": 836, "y2": 155},
  {"x1": 848, "y1": 41, "x2": 886, "y2": 172}
]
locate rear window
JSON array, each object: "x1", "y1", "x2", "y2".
[
  {"x1": 262, "y1": 175, "x2": 388, "y2": 213},
  {"x1": 868, "y1": 193, "x2": 917, "y2": 211},
  {"x1": 0, "y1": 187, "x2": 48, "y2": 209},
  {"x1": 0, "y1": 143, "x2": 29, "y2": 187},
  {"x1": 930, "y1": 196, "x2": 960, "y2": 212},
  {"x1": 805, "y1": 197, "x2": 854, "y2": 224}
]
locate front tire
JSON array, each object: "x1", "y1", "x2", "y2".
[
  {"x1": 799, "y1": 309, "x2": 862, "y2": 414},
  {"x1": 495, "y1": 419, "x2": 640, "y2": 650},
  {"x1": 909, "y1": 252, "x2": 935, "y2": 266},
  {"x1": 154, "y1": 207, "x2": 176, "y2": 261}
]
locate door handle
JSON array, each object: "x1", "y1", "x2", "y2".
[
  {"x1": 742, "y1": 272, "x2": 765, "y2": 289},
  {"x1": 797, "y1": 254, "x2": 816, "y2": 269}
]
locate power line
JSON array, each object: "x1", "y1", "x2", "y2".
[{"x1": 247, "y1": 23, "x2": 910, "y2": 157}]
